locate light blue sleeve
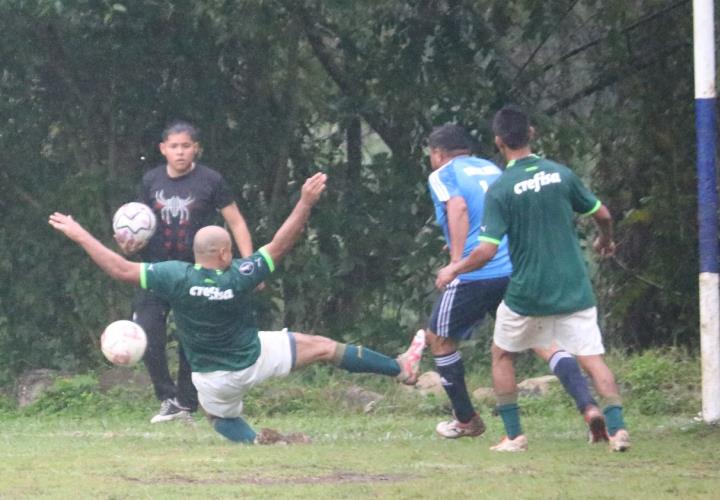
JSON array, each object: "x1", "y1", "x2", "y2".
[{"x1": 428, "y1": 166, "x2": 461, "y2": 202}]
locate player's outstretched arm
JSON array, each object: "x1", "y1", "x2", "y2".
[
  {"x1": 49, "y1": 212, "x2": 141, "y2": 284},
  {"x1": 262, "y1": 173, "x2": 327, "y2": 264}
]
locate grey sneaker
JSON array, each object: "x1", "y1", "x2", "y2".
[{"x1": 150, "y1": 398, "x2": 191, "y2": 424}]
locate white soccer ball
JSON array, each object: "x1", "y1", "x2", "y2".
[
  {"x1": 101, "y1": 320, "x2": 147, "y2": 366},
  {"x1": 112, "y1": 202, "x2": 157, "y2": 250}
]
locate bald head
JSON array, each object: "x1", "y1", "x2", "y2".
[{"x1": 193, "y1": 226, "x2": 232, "y2": 263}]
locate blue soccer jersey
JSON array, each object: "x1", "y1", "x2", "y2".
[{"x1": 428, "y1": 155, "x2": 512, "y2": 281}]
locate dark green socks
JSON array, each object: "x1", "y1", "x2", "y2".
[
  {"x1": 212, "y1": 416, "x2": 257, "y2": 443},
  {"x1": 334, "y1": 343, "x2": 401, "y2": 377},
  {"x1": 496, "y1": 393, "x2": 522, "y2": 439}
]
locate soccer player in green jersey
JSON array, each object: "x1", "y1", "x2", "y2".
[
  {"x1": 50, "y1": 173, "x2": 425, "y2": 444},
  {"x1": 436, "y1": 106, "x2": 630, "y2": 453}
]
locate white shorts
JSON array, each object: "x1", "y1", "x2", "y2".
[
  {"x1": 192, "y1": 329, "x2": 295, "y2": 418},
  {"x1": 493, "y1": 301, "x2": 605, "y2": 356}
]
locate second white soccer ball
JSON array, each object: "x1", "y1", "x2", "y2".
[
  {"x1": 101, "y1": 320, "x2": 147, "y2": 366},
  {"x1": 112, "y1": 202, "x2": 157, "y2": 250}
]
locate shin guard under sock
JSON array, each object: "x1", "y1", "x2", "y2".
[
  {"x1": 435, "y1": 351, "x2": 475, "y2": 423},
  {"x1": 334, "y1": 343, "x2": 401, "y2": 377}
]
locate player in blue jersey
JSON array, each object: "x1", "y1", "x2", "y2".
[{"x1": 423, "y1": 124, "x2": 606, "y2": 442}]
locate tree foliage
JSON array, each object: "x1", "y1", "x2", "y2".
[{"x1": 0, "y1": 0, "x2": 702, "y2": 381}]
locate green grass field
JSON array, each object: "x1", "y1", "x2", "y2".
[{"x1": 1, "y1": 393, "x2": 719, "y2": 498}]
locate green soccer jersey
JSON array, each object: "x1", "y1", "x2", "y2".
[
  {"x1": 479, "y1": 154, "x2": 601, "y2": 316},
  {"x1": 139, "y1": 249, "x2": 275, "y2": 372}
]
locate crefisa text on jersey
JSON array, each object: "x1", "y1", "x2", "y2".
[
  {"x1": 189, "y1": 286, "x2": 234, "y2": 301},
  {"x1": 513, "y1": 171, "x2": 562, "y2": 195}
]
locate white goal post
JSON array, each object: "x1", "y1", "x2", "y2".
[{"x1": 694, "y1": 0, "x2": 720, "y2": 424}]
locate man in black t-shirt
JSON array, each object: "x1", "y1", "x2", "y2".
[{"x1": 118, "y1": 121, "x2": 255, "y2": 423}]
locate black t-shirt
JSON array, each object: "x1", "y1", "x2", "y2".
[{"x1": 139, "y1": 163, "x2": 235, "y2": 262}]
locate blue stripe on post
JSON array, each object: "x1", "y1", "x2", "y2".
[{"x1": 696, "y1": 97, "x2": 719, "y2": 273}]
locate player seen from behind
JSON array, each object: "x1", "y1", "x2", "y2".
[
  {"x1": 421, "y1": 124, "x2": 607, "y2": 444},
  {"x1": 435, "y1": 106, "x2": 630, "y2": 452}
]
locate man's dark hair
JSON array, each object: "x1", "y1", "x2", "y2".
[
  {"x1": 162, "y1": 120, "x2": 200, "y2": 142},
  {"x1": 427, "y1": 123, "x2": 472, "y2": 152},
  {"x1": 492, "y1": 105, "x2": 530, "y2": 150}
]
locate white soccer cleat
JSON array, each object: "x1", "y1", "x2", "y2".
[
  {"x1": 608, "y1": 429, "x2": 631, "y2": 452},
  {"x1": 396, "y1": 329, "x2": 427, "y2": 385},
  {"x1": 490, "y1": 434, "x2": 528, "y2": 452}
]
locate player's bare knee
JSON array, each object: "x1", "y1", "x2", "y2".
[
  {"x1": 294, "y1": 332, "x2": 336, "y2": 361},
  {"x1": 426, "y1": 331, "x2": 455, "y2": 355},
  {"x1": 491, "y1": 343, "x2": 513, "y2": 362},
  {"x1": 315, "y1": 336, "x2": 337, "y2": 360}
]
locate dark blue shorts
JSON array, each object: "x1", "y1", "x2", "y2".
[{"x1": 429, "y1": 276, "x2": 510, "y2": 340}]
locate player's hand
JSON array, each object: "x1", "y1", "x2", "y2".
[
  {"x1": 593, "y1": 236, "x2": 616, "y2": 258},
  {"x1": 300, "y1": 173, "x2": 328, "y2": 206},
  {"x1": 114, "y1": 233, "x2": 146, "y2": 256},
  {"x1": 48, "y1": 212, "x2": 87, "y2": 242},
  {"x1": 435, "y1": 264, "x2": 458, "y2": 289}
]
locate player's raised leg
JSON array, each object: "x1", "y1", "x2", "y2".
[{"x1": 292, "y1": 330, "x2": 425, "y2": 384}]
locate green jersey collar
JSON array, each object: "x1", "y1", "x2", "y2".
[
  {"x1": 506, "y1": 154, "x2": 541, "y2": 169},
  {"x1": 193, "y1": 263, "x2": 227, "y2": 275}
]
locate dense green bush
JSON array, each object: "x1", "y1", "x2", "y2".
[
  {"x1": 613, "y1": 348, "x2": 701, "y2": 416},
  {"x1": 17, "y1": 372, "x2": 153, "y2": 418},
  {"x1": 5, "y1": 349, "x2": 701, "y2": 421}
]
